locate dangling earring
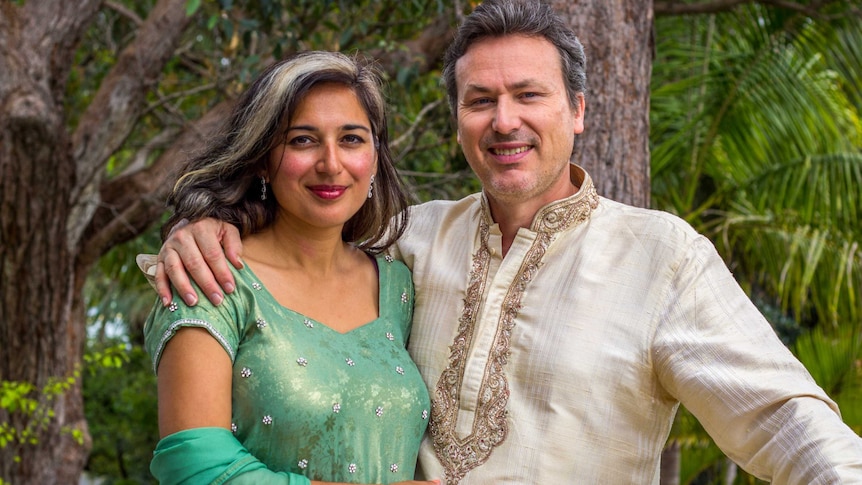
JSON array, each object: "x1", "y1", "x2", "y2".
[
  {"x1": 260, "y1": 176, "x2": 267, "y2": 201},
  {"x1": 367, "y1": 174, "x2": 375, "y2": 199}
]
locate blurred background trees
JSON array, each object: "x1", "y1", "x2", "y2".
[
  {"x1": 0, "y1": 0, "x2": 859, "y2": 483},
  {"x1": 652, "y1": 2, "x2": 862, "y2": 483}
]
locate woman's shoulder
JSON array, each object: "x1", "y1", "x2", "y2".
[
  {"x1": 143, "y1": 262, "x2": 264, "y2": 372},
  {"x1": 375, "y1": 253, "x2": 411, "y2": 281}
]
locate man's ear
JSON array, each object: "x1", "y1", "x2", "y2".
[{"x1": 573, "y1": 93, "x2": 586, "y2": 135}]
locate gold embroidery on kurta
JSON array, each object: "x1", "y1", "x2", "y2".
[{"x1": 429, "y1": 182, "x2": 599, "y2": 484}]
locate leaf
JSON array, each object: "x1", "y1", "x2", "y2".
[{"x1": 185, "y1": 0, "x2": 202, "y2": 17}]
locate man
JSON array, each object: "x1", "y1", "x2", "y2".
[{"x1": 150, "y1": 0, "x2": 862, "y2": 483}]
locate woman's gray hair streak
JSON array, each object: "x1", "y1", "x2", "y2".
[
  {"x1": 441, "y1": 0, "x2": 587, "y2": 118},
  {"x1": 164, "y1": 51, "x2": 409, "y2": 253}
]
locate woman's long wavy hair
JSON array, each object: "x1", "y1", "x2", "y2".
[{"x1": 164, "y1": 51, "x2": 409, "y2": 253}]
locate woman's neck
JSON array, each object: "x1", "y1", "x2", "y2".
[{"x1": 242, "y1": 223, "x2": 355, "y2": 278}]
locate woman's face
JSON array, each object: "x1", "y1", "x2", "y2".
[{"x1": 267, "y1": 83, "x2": 377, "y2": 234}]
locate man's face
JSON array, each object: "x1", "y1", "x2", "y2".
[{"x1": 455, "y1": 34, "x2": 585, "y2": 209}]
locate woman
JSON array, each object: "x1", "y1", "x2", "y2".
[{"x1": 143, "y1": 51, "x2": 434, "y2": 485}]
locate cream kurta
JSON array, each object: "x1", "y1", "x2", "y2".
[{"x1": 391, "y1": 165, "x2": 862, "y2": 484}]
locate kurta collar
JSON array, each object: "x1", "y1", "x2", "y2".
[{"x1": 480, "y1": 163, "x2": 600, "y2": 235}]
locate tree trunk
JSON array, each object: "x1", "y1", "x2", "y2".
[
  {"x1": 0, "y1": 0, "x2": 194, "y2": 482},
  {"x1": 0, "y1": 1, "x2": 101, "y2": 481},
  {"x1": 553, "y1": 0, "x2": 654, "y2": 207},
  {"x1": 660, "y1": 441, "x2": 681, "y2": 485},
  {"x1": 552, "y1": 1, "x2": 674, "y2": 483}
]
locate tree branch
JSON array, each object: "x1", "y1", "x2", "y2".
[
  {"x1": 77, "y1": 100, "x2": 235, "y2": 268},
  {"x1": 68, "y1": 0, "x2": 195, "y2": 248},
  {"x1": 371, "y1": 12, "x2": 454, "y2": 77},
  {"x1": 392, "y1": 98, "x2": 445, "y2": 150},
  {"x1": 103, "y1": 0, "x2": 144, "y2": 26}
]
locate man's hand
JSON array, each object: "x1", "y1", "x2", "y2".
[{"x1": 156, "y1": 218, "x2": 244, "y2": 306}]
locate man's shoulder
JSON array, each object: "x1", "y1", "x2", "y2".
[
  {"x1": 407, "y1": 193, "x2": 483, "y2": 222},
  {"x1": 410, "y1": 192, "x2": 482, "y2": 210},
  {"x1": 594, "y1": 196, "x2": 701, "y2": 245}
]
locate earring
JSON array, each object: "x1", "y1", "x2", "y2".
[
  {"x1": 368, "y1": 174, "x2": 375, "y2": 199},
  {"x1": 260, "y1": 176, "x2": 267, "y2": 201}
]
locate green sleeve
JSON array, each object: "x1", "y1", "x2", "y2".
[
  {"x1": 143, "y1": 265, "x2": 249, "y2": 374},
  {"x1": 151, "y1": 427, "x2": 311, "y2": 485}
]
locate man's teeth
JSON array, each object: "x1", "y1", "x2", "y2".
[{"x1": 493, "y1": 146, "x2": 529, "y2": 156}]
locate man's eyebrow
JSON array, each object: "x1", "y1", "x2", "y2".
[
  {"x1": 512, "y1": 79, "x2": 547, "y2": 90},
  {"x1": 462, "y1": 83, "x2": 491, "y2": 94},
  {"x1": 462, "y1": 78, "x2": 548, "y2": 94}
]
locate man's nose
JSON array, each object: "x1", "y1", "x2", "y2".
[{"x1": 492, "y1": 98, "x2": 522, "y2": 134}]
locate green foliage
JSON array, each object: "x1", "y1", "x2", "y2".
[
  {"x1": 82, "y1": 227, "x2": 163, "y2": 482},
  {"x1": 0, "y1": 372, "x2": 81, "y2": 457},
  {"x1": 652, "y1": 2, "x2": 862, "y2": 483},
  {"x1": 83, "y1": 343, "x2": 159, "y2": 484},
  {"x1": 185, "y1": 0, "x2": 202, "y2": 17},
  {"x1": 652, "y1": 4, "x2": 862, "y2": 330},
  {"x1": 389, "y1": 67, "x2": 479, "y2": 202},
  {"x1": 86, "y1": 219, "x2": 166, "y2": 347},
  {"x1": 793, "y1": 327, "x2": 862, "y2": 434}
]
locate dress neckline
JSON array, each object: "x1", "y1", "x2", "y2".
[{"x1": 238, "y1": 254, "x2": 386, "y2": 336}]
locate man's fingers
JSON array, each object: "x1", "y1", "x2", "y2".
[
  {"x1": 161, "y1": 251, "x2": 198, "y2": 306},
  {"x1": 190, "y1": 221, "x2": 237, "y2": 300},
  {"x1": 156, "y1": 218, "x2": 241, "y2": 306},
  {"x1": 169, "y1": 240, "x2": 224, "y2": 306},
  {"x1": 166, "y1": 217, "x2": 189, "y2": 239},
  {"x1": 196, "y1": 244, "x2": 231, "y2": 304},
  {"x1": 155, "y1": 260, "x2": 173, "y2": 306},
  {"x1": 222, "y1": 224, "x2": 244, "y2": 273}
]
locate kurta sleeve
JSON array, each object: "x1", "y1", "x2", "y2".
[{"x1": 653, "y1": 235, "x2": 862, "y2": 484}]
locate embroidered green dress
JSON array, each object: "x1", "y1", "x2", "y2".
[{"x1": 144, "y1": 255, "x2": 430, "y2": 484}]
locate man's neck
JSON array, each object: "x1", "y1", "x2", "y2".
[
  {"x1": 485, "y1": 170, "x2": 582, "y2": 257},
  {"x1": 485, "y1": 199, "x2": 538, "y2": 256}
]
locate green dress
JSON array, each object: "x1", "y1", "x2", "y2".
[{"x1": 144, "y1": 255, "x2": 430, "y2": 484}]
